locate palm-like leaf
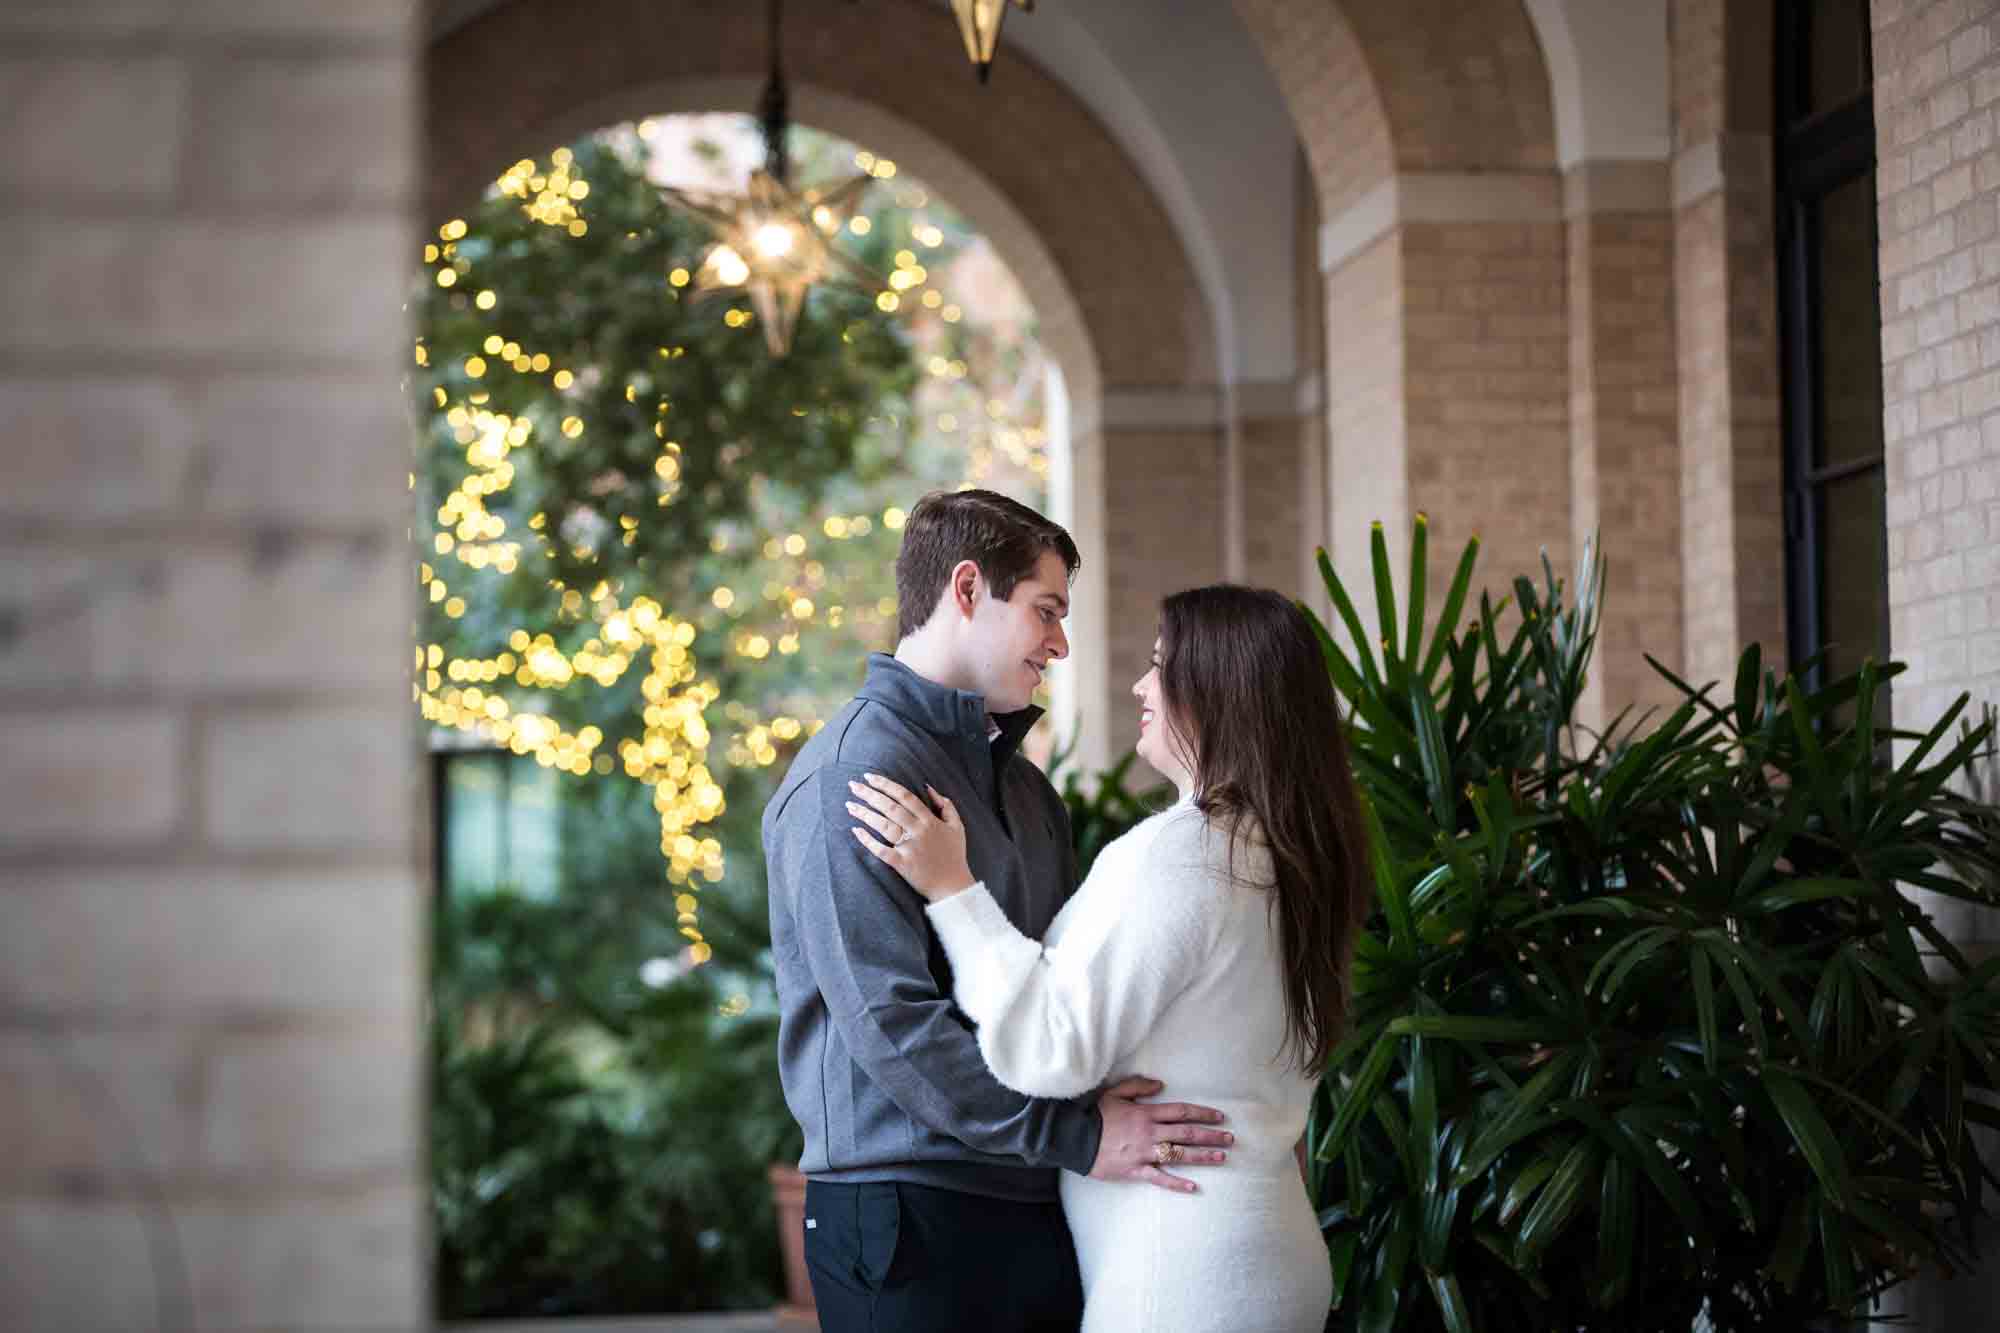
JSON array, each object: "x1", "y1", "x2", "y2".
[{"x1": 1304, "y1": 522, "x2": 2000, "y2": 1331}]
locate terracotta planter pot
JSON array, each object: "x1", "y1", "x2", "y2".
[{"x1": 768, "y1": 1162, "x2": 818, "y2": 1326}]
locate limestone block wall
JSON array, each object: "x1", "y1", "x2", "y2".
[
  {"x1": 1098, "y1": 422, "x2": 1226, "y2": 756},
  {"x1": 1401, "y1": 216, "x2": 1573, "y2": 606},
  {"x1": 1239, "y1": 411, "x2": 1315, "y2": 599},
  {"x1": 1874, "y1": 0, "x2": 2000, "y2": 737},
  {"x1": 1320, "y1": 204, "x2": 1573, "y2": 664},
  {"x1": 1565, "y1": 166, "x2": 1684, "y2": 720},
  {"x1": 0, "y1": 4, "x2": 426, "y2": 1329},
  {"x1": 1324, "y1": 232, "x2": 1408, "y2": 622}
]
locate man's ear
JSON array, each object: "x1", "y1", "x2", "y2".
[{"x1": 948, "y1": 559, "x2": 983, "y2": 619}]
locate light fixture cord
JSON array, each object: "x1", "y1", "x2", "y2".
[{"x1": 759, "y1": 0, "x2": 791, "y2": 186}]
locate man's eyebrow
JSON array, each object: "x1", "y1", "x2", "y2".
[{"x1": 1039, "y1": 593, "x2": 1070, "y2": 614}]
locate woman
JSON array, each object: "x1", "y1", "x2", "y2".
[{"x1": 846, "y1": 584, "x2": 1373, "y2": 1333}]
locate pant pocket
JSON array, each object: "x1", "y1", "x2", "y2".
[
  {"x1": 853, "y1": 1181, "x2": 902, "y2": 1290},
  {"x1": 802, "y1": 1181, "x2": 852, "y2": 1288}
]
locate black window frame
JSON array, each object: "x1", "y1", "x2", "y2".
[{"x1": 1774, "y1": 0, "x2": 1891, "y2": 691}]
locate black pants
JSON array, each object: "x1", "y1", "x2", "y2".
[{"x1": 803, "y1": 1179, "x2": 1084, "y2": 1333}]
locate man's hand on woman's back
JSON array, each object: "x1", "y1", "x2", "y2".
[{"x1": 1089, "y1": 1075, "x2": 1232, "y2": 1193}]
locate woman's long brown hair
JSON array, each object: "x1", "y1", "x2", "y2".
[{"x1": 1159, "y1": 584, "x2": 1373, "y2": 1072}]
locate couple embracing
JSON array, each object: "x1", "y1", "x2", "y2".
[{"x1": 763, "y1": 489, "x2": 1372, "y2": 1332}]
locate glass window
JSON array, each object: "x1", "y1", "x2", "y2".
[
  {"x1": 439, "y1": 750, "x2": 563, "y2": 898},
  {"x1": 1777, "y1": 0, "x2": 1888, "y2": 699}
]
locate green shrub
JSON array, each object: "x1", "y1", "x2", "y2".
[
  {"x1": 1307, "y1": 521, "x2": 2000, "y2": 1332},
  {"x1": 429, "y1": 772, "x2": 797, "y2": 1319}
]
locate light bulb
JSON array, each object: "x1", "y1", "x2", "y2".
[{"x1": 750, "y1": 221, "x2": 797, "y2": 259}]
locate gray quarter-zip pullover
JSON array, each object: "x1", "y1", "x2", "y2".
[{"x1": 763, "y1": 653, "x2": 1101, "y2": 1200}]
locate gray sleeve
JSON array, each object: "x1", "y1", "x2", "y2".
[{"x1": 783, "y1": 763, "x2": 1103, "y2": 1174}]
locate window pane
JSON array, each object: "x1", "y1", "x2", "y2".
[
  {"x1": 444, "y1": 756, "x2": 504, "y2": 896},
  {"x1": 1816, "y1": 467, "x2": 1888, "y2": 684},
  {"x1": 1813, "y1": 171, "x2": 1883, "y2": 471},
  {"x1": 440, "y1": 751, "x2": 564, "y2": 898},
  {"x1": 1808, "y1": 0, "x2": 1870, "y2": 116},
  {"x1": 507, "y1": 759, "x2": 563, "y2": 897}
]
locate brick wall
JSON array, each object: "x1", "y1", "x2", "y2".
[
  {"x1": 1240, "y1": 412, "x2": 1312, "y2": 597},
  {"x1": 1875, "y1": 0, "x2": 2000, "y2": 739},
  {"x1": 1340, "y1": 0, "x2": 1558, "y2": 177},
  {"x1": 1325, "y1": 233, "x2": 1409, "y2": 626},
  {"x1": 1099, "y1": 425, "x2": 1226, "y2": 755},
  {"x1": 0, "y1": 4, "x2": 425, "y2": 1329},
  {"x1": 1233, "y1": 0, "x2": 1394, "y2": 218},
  {"x1": 1403, "y1": 219, "x2": 1573, "y2": 612},
  {"x1": 1568, "y1": 183, "x2": 1684, "y2": 722}
]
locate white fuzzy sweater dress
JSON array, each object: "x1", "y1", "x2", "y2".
[{"x1": 924, "y1": 796, "x2": 1331, "y2": 1333}]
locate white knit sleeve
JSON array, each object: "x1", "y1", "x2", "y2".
[{"x1": 924, "y1": 811, "x2": 1223, "y2": 1099}]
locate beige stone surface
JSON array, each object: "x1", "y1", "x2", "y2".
[
  {"x1": 0, "y1": 3, "x2": 426, "y2": 1328},
  {"x1": 1876, "y1": 0, "x2": 2000, "y2": 733},
  {"x1": 1099, "y1": 424, "x2": 1226, "y2": 756},
  {"x1": 1670, "y1": 0, "x2": 1785, "y2": 688},
  {"x1": 0, "y1": 868, "x2": 423, "y2": 1019},
  {"x1": 200, "y1": 704, "x2": 419, "y2": 854},
  {"x1": 0, "y1": 709, "x2": 185, "y2": 846},
  {"x1": 1568, "y1": 200, "x2": 1685, "y2": 721}
]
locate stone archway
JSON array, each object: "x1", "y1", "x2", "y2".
[
  {"x1": 1236, "y1": 0, "x2": 1691, "y2": 723},
  {"x1": 428, "y1": 0, "x2": 1226, "y2": 766}
]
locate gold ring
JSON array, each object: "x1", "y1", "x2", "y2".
[{"x1": 1153, "y1": 1141, "x2": 1184, "y2": 1166}]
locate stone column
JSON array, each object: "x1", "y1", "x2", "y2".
[
  {"x1": 1564, "y1": 161, "x2": 1683, "y2": 725},
  {"x1": 0, "y1": 4, "x2": 425, "y2": 1329},
  {"x1": 1236, "y1": 386, "x2": 1323, "y2": 600},
  {"x1": 1670, "y1": 0, "x2": 1785, "y2": 685},
  {"x1": 1320, "y1": 177, "x2": 1573, "y2": 652},
  {"x1": 1323, "y1": 227, "x2": 1410, "y2": 631},
  {"x1": 1076, "y1": 392, "x2": 1228, "y2": 764}
]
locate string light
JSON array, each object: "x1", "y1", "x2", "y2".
[{"x1": 410, "y1": 134, "x2": 1050, "y2": 960}]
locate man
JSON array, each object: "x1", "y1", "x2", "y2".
[{"x1": 763, "y1": 489, "x2": 1232, "y2": 1332}]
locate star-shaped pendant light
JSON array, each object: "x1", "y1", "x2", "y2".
[
  {"x1": 951, "y1": 0, "x2": 1035, "y2": 83},
  {"x1": 659, "y1": 0, "x2": 879, "y2": 357}
]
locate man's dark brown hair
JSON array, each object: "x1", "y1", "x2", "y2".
[{"x1": 893, "y1": 489, "x2": 1081, "y2": 640}]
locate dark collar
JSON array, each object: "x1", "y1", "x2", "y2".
[{"x1": 856, "y1": 653, "x2": 1044, "y2": 766}]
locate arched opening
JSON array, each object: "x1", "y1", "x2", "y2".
[
  {"x1": 428, "y1": 0, "x2": 1228, "y2": 774},
  {"x1": 414, "y1": 99, "x2": 1108, "y2": 1314},
  {"x1": 1238, "y1": 0, "x2": 1689, "y2": 725}
]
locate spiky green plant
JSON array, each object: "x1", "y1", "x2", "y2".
[{"x1": 1307, "y1": 519, "x2": 2000, "y2": 1332}]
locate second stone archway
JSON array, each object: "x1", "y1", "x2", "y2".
[{"x1": 1236, "y1": 0, "x2": 1690, "y2": 723}]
